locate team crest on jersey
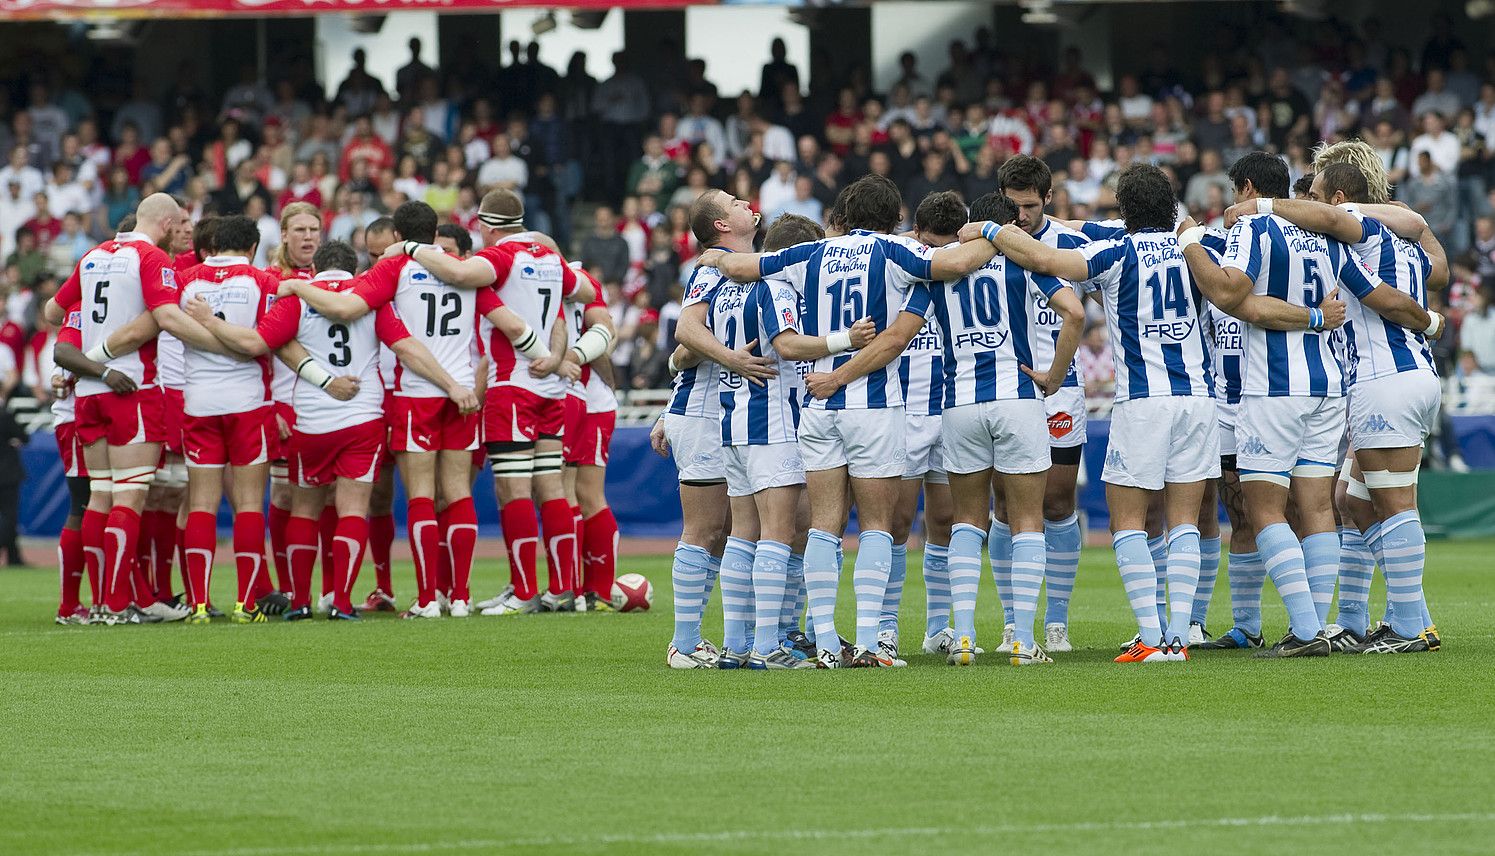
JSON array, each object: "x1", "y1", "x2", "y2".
[
  {"x1": 781, "y1": 307, "x2": 795, "y2": 328},
  {"x1": 65, "y1": 310, "x2": 81, "y2": 328},
  {"x1": 410, "y1": 271, "x2": 430, "y2": 282},
  {"x1": 162, "y1": 268, "x2": 177, "y2": 289},
  {"x1": 1048, "y1": 412, "x2": 1074, "y2": 439}
]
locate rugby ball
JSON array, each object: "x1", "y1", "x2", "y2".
[{"x1": 610, "y1": 573, "x2": 653, "y2": 612}]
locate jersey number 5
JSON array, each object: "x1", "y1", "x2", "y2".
[{"x1": 91, "y1": 280, "x2": 110, "y2": 323}]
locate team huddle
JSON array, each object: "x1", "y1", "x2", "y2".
[
  {"x1": 660, "y1": 143, "x2": 1445, "y2": 669},
  {"x1": 46, "y1": 188, "x2": 627, "y2": 625}
]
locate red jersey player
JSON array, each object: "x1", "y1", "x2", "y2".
[
  {"x1": 388, "y1": 190, "x2": 599, "y2": 616},
  {"x1": 42, "y1": 194, "x2": 232, "y2": 625},
  {"x1": 190, "y1": 239, "x2": 470, "y2": 619},
  {"x1": 176, "y1": 215, "x2": 304, "y2": 624},
  {"x1": 283, "y1": 201, "x2": 549, "y2": 617}
]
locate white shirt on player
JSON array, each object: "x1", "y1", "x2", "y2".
[
  {"x1": 703, "y1": 276, "x2": 803, "y2": 447},
  {"x1": 1031, "y1": 218, "x2": 1092, "y2": 391},
  {"x1": 179, "y1": 255, "x2": 280, "y2": 417},
  {"x1": 55, "y1": 231, "x2": 178, "y2": 397},
  {"x1": 354, "y1": 255, "x2": 497, "y2": 399},
  {"x1": 472, "y1": 232, "x2": 580, "y2": 400},
  {"x1": 669, "y1": 261, "x2": 724, "y2": 419},
  {"x1": 1338, "y1": 206, "x2": 1437, "y2": 385},
  {"x1": 258, "y1": 271, "x2": 413, "y2": 434}
]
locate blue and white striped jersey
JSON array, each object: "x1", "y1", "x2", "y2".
[
  {"x1": 1220, "y1": 213, "x2": 1378, "y2": 398},
  {"x1": 757, "y1": 230, "x2": 935, "y2": 411},
  {"x1": 902, "y1": 254, "x2": 1065, "y2": 406},
  {"x1": 1339, "y1": 206, "x2": 1437, "y2": 385},
  {"x1": 898, "y1": 318, "x2": 945, "y2": 416},
  {"x1": 668, "y1": 262, "x2": 726, "y2": 418},
  {"x1": 1079, "y1": 219, "x2": 1127, "y2": 241},
  {"x1": 704, "y1": 277, "x2": 804, "y2": 446},
  {"x1": 1203, "y1": 303, "x2": 1246, "y2": 405},
  {"x1": 1078, "y1": 230, "x2": 1216, "y2": 403},
  {"x1": 1032, "y1": 218, "x2": 1091, "y2": 390}
]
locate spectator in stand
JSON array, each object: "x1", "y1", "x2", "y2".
[
  {"x1": 1221, "y1": 114, "x2": 1256, "y2": 169},
  {"x1": 141, "y1": 138, "x2": 191, "y2": 197},
  {"x1": 903, "y1": 149, "x2": 960, "y2": 206},
  {"x1": 395, "y1": 37, "x2": 434, "y2": 103},
  {"x1": 340, "y1": 115, "x2": 394, "y2": 184},
  {"x1": 594, "y1": 51, "x2": 651, "y2": 205},
  {"x1": 757, "y1": 160, "x2": 797, "y2": 218},
  {"x1": 1365, "y1": 77, "x2": 1411, "y2": 133},
  {"x1": 1411, "y1": 111, "x2": 1460, "y2": 176},
  {"x1": 112, "y1": 79, "x2": 162, "y2": 146},
  {"x1": 397, "y1": 106, "x2": 444, "y2": 175},
  {"x1": 823, "y1": 87, "x2": 862, "y2": 157},
  {"x1": 752, "y1": 114, "x2": 795, "y2": 163},
  {"x1": 335, "y1": 48, "x2": 383, "y2": 117},
  {"x1": 46, "y1": 211, "x2": 89, "y2": 276},
  {"x1": 777, "y1": 84, "x2": 817, "y2": 143},
  {"x1": 21, "y1": 193, "x2": 60, "y2": 246},
  {"x1": 1473, "y1": 216, "x2": 1495, "y2": 282},
  {"x1": 758, "y1": 38, "x2": 799, "y2": 116},
  {"x1": 0, "y1": 147, "x2": 43, "y2": 201},
  {"x1": 213, "y1": 159, "x2": 272, "y2": 216},
  {"x1": 667, "y1": 166, "x2": 711, "y2": 211},
  {"x1": 626, "y1": 135, "x2": 678, "y2": 210},
  {"x1": 679, "y1": 92, "x2": 725, "y2": 157},
  {"x1": 5, "y1": 228, "x2": 46, "y2": 286},
  {"x1": 641, "y1": 225, "x2": 681, "y2": 308},
  {"x1": 1412, "y1": 69, "x2": 1462, "y2": 123},
  {"x1": 0, "y1": 180, "x2": 33, "y2": 261},
  {"x1": 204, "y1": 116, "x2": 251, "y2": 187},
  {"x1": 1402, "y1": 150, "x2": 1459, "y2": 250},
  {"x1": 579, "y1": 205, "x2": 630, "y2": 288},
  {"x1": 278, "y1": 161, "x2": 323, "y2": 212},
  {"x1": 95, "y1": 167, "x2": 135, "y2": 238},
  {"x1": 1460, "y1": 287, "x2": 1495, "y2": 375},
  {"x1": 1116, "y1": 74, "x2": 1152, "y2": 127},
  {"x1": 767, "y1": 174, "x2": 823, "y2": 226},
  {"x1": 295, "y1": 114, "x2": 340, "y2": 166},
  {"x1": 1077, "y1": 320, "x2": 1115, "y2": 410},
  {"x1": 391, "y1": 155, "x2": 427, "y2": 203}
]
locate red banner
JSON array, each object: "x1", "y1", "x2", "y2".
[{"x1": 0, "y1": 0, "x2": 709, "y2": 19}]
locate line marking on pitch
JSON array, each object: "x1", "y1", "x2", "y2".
[{"x1": 86, "y1": 811, "x2": 1495, "y2": 855}]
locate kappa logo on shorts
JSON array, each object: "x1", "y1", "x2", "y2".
[
  {"x1": 1237, "y1": 435, "x2": 1269, "y2": 457},
  {"x1": 781, "y1": 455, "x2": 804, "y2": 472},
  {"x1": 1048, "y1": 412, "x2": 1074, "y2": 439},
  {"x1": 1105, "y1": 448, "x2": 1125, "y2": 471},
  {"x1": 1360, "y1": 413, "x2": 1394, "y2": 434}
]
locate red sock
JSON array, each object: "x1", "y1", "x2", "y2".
[
  {"x1": 540, "y1": 498, "x2": 577, "y2": 597},
  {"x1": 333, "y1": 516, "x2": 369, "y2": 613},
  {"x1": 103, "y1": 506, "x2": 142, "y2": 612},
  {"x1": 233, "y1": 511, "x2": 267, "y2": 608},
  {"x1": 583, "y1": 508, "x2": 620, "y2": 598},
  {"x1": 150, "y1": 510, "x2": 177, "y2": 601},
  {"x1": 445, "y1": 497, "x2": 478, "y2": 602},
  {"x1": 58, "y1": 525, "x2": 83, "y2": 615},
  {"x1": 407, "y1": 497, "x2": 440, "y2": 606},
  {"x1": 183, "y1": 511, "x2": 217, "y2": 608},
  {"x1": 135, "y1": 510, "x2": 157, "y2": 603},
  {"x1": 268, "y1": 503, "x2": 291, "y2": 594},
  {"x1": 370, "y1": 512, "x2": 395, "y2": 595},
  {"x1": 570, "y1": 503, "x2": 584, "y2": 596},
  {"x1": 81, "y1": 508, "x2": 106, "y2": 607},
  {"x1": 436, "y1": 518, "x2": 452, "y2": 597},
  {"x1": 318, "y1": 506, "x2": 338, "y2": 597},
  {"x1": 177, "y1": 519, "x2": 190, "y2": 601},
  {"x1": 285, "y1": 515, "x2": 319, "y2": 609},
  {"x1": 501, "y1": 498, "x2": 540, "y2": 600}
]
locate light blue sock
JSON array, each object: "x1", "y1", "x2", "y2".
[
  {"x1": 780, "y1": 553, "x2": 805, "y2": 646},
  {"x1": 1257, "y1": 522, "x2": 1322, "y2": 642},
  {"x1": 1164, "y1": 524, "x2": 1201, "y2": 646},
  {"x1": 923, "y1": 542, "x2": 951, "y2": 637},
  {"x1": 1301, "y1": 530, "x2": 1340, "y2": 626},
  {"x1": 1227, "y1": 550, "x2": 1266, "y2": 636},
  {"x1": 751, "y1": 540, "x2": 791, "y2": 656},
  {"x1": 803, "y1": 529, "x2": 841, "y2": 655},
  {"x1": 1010, "y1": 531, "x2": 1045, "y2": 648},
  {"x1": 1042, "y1": 514, "x2": 1081, "y2": 627},
  {"x1": 719, "y1": 537, "x2": 757, "y2": 655},
  {"x1": 881, "y1": 542, "x2": 908, "y2": 635},
  {"x1": 987, "y1": 518, "x2": 1014, "y2": 625},
  {"x1": 1192, "y1": 536, "x2": 1221, "y2": 627},
  {"x1": 1148, "y1": 535, "x2": 1168, "y2": 631},
  {"x1": 704, "y1": 554, "x2": 720, "y2": 599},
  {"x1": 948, "y1": 523, "x2": 985, "y2": 645},
  {"x1": 852, "y1": 530, "x2": 894, "y2": 651},
  {"x1": 1335, "y1": 527, "x2": 1373, "y2": 636},
  {"x1": 1113, "y1": 530, "x2": 1163, "y2": 646},
  {"x1": 670, "y1": 542, "x2": 711, "y2": 653},
  {"x1": 1378, "y1": 510, "x2": 1428, "y2": 638}
]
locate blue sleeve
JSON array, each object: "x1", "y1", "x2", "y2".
[
  {"x1": 758, "y1": 240, "x2": 819, "y2": 277},
  {"x1": 1081, "y1": 221, "x2": 1126, "y2": 241},
  {"x1": 1032, "y1": 272, "x2": 1064, "y2": 299},
  {"x1": 883, "y1": 241, "x2": 934, "y2": 281},
  {"x1": 1200, "y1": 232, "x2": 1227, "y2": 254},
  {"x1": 901, "y1": 283, "x2": 934, "y2": 318},
  {"x1": 1332, "y1": 240, "x2": 1378, "y2": 299},
  {"x1": 1084, "y1": 242, "x2": 1127, "y2": 280},
  {"x1": 1359, "y1": 216, "x2": 1377, "y2": 244},
  {"x1": 1055, "y1": 233, "x2": 1090, "y2": 250}
]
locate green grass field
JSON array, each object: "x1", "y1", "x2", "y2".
[{"x1": 3, "y1": 539, "x2": 1493, "y2": 855}]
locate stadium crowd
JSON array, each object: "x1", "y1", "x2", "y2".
[{"x1": 3, "y1": 12, "x2": 1495, "y2": 418}]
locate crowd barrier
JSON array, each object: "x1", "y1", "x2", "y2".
[{"x1": 18, "y1": 415, "x2": 1495, "y2": 539}]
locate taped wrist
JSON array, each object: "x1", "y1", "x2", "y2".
[
  {"x1": 825, "y1": 330, "x2": 853, "y2": 354},
  {"x1": 296, "y1": 357, "x2": 334, "y2": 389},
  {"x1": 512, "y1": 325, "x2": 550, "y2": 360},
  {"x1": 570, "y1": 325, "x2": 615, "y2": 364}
]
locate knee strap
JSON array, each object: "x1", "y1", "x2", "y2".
[
  {"x1": 90, "y1": 469, "x2": 114, "y2": 497},
  {"x1": 1363, "y1": 469, "x2": 1418, "y2": 489},
  {"x1": 489, "y1": 451, "x2": 535, "y2": 479},
  {"x1": 1238, "y1": 469, "x2": 1291, "y2": 488},
  {"x1": 532, "y1": 450, "x2": 564, "y2": 477},
  {"x1": 112, "y1": 465, "x2": 157, "y2": 493},
  {"x1": 1343, "y1": 472, "x2": 1372, "y2": 501}
]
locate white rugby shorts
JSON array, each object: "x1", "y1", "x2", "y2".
[
  {"x1": 723, "y1": 442, "x2": 806, "y2": 497},
  {"x1": 902, "y1": 413, "x2": 948, "y2": 483},
  {"x1": 941, "y1": 399, "x2": 1051, "y2": 476},
  {"x1": 1102, "y1": 396, "x2": 1221, "y2": 490},
  {"x1": 662, "y1": 413, "x2": 725, "y2": 483},
  {"x1": 1236, "y1": 394, "x2": 1347, "y2": 477},
  {"x1": 1348, "y1": 371, "x2": 1438, "y2": 452},
  {"x1": 797, "y1": 407, "x2": 907, "y2": 479},
  {"x1": 1044, "y1": 387, "x2": 1088, "y2": 449}
]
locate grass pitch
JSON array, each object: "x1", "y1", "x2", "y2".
[{"x1": 3, "y1": 539, "x2": 1493, "y2": 855}]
